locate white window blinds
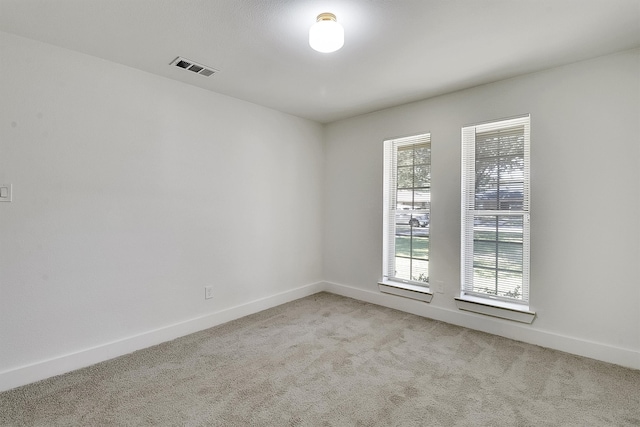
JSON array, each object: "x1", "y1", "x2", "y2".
[
  {"x1": 383, "y1": 133, "x2": 431, "y2": 287},
  {"x1": 461, "y1": 115, "x2": 530, "y2": 305}
]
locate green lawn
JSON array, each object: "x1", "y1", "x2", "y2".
[
  {"x1": 395, "y1": 235, "x2": 429, "y2": 260},
  {"x1": 395, "y1": 232, "x2": 522, "y2": 298}
]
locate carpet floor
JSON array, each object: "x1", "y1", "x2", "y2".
[{"x1": 1, "y1": 292, "x2": 639, "y2": 426}]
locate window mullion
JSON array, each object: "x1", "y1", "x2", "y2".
[{"x1": 495, "y1": 216, "x2": 500, "y2": 295}]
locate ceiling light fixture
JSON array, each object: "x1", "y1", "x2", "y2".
[{"x1": 309, "y1": 13, "x2": 344, "y2": 53}]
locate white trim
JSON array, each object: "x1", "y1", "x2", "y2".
[
  {"x1": 322, "y1": 281, "x2": 640, "y2": 370},
  {"x1": 0, "y1": 281, "x2": 325, "y2": 392},
  {"x1": 383, "y1": 133, "x2": 431, "y2": 284},
  {"x1": 3, "y1": 280, "x2": 638, "y2": 392},
  {"x1": 454, "y1": 295, "x2": 535, "y2": 324},
  {"x1": 378, "y1": 280, "x2": 433, "y2": 302},
  {"x1": 461, "y1": 114, "x2": 531, "y2": 303},
  {"x1": 463, "y1": 113, "x2": 531, "y2": 130}
]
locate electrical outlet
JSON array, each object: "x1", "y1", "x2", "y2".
[
  {"x1": 204, "y1": 286, "x2": 213, "y2": 300},
  {"x1": 434, "y1": 280, "x2": 445, "y2": 294},
  {"x1": 0, "y1": 184, "x2": 12, "y2": 202}
]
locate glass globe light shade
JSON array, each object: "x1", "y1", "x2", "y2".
[{"x1": 309, "y1": 13, "x2": 344, "y2": 53}]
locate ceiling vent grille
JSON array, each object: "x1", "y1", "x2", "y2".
[{"x1": 170, "y1": 57, "x2": 218, "y2": 77}]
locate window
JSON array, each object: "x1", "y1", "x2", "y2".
[
  {"x1": 383, "y1": 133, "x2": 431, "y2": 291},
  {"x1": 461, "y1": 115, "x2": 531, "y2": 311}
]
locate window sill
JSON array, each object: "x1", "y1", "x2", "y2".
[
  {"x1": 378, "y1": 280, "x2": 433, "y2": 303},
  {"x1": 454, "y1": 295, "x2": 535, "y2": 324}
]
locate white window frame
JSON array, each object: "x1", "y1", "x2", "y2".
[
  {"x1": 380, "y1": 133, "x2": 433, "y2": 302},
  {"x1": 458, "y1": 115, "x2": 535, "y2": 322}
]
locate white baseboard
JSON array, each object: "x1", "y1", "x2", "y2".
[
  {"x1": 3, "y1": 280, "x2": 637, "y2": 392},
  {"x1": 0, "y1": 281, "x2": 325, "y2": 392},
  {"x1": 322, "y1": 281, "x2": 640, "y2": 371}
]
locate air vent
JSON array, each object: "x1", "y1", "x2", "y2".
[{"x1": 170, "y1": 57, "x2": 218, "y2": 77}]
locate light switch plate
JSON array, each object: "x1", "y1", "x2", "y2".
[{"x1": 0, "y1": 184, "x2": 11, "y2": 202}]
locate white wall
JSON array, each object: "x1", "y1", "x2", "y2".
[
  {"x1": 1, "y1": 30, "x2": 638, "y2": 392},
  {"x1": 0, "y1": 31, "x2": 324, "y2": 389},
  {"x1": 323, "y1": 49, "x2": 640, "y2": 369}
]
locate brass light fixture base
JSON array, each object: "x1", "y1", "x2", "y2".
[{"x1": 317, "y1": 13, "x2": 337, "y2": 22}]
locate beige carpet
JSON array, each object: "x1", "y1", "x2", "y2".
[{"x1": 1, "y1": 292, "x2": 639, "y2": 426}]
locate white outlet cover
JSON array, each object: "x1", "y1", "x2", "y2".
[
  {"x1": 0, "y1": 184, "x2": 12, "y2": 202},
  {"x1": 434, "y1": 280, "x2": 445, "y2": 294}
]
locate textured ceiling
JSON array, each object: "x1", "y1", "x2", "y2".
[{"x1": 1, "y1": 0, "x2": 639, "y2": 123}]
